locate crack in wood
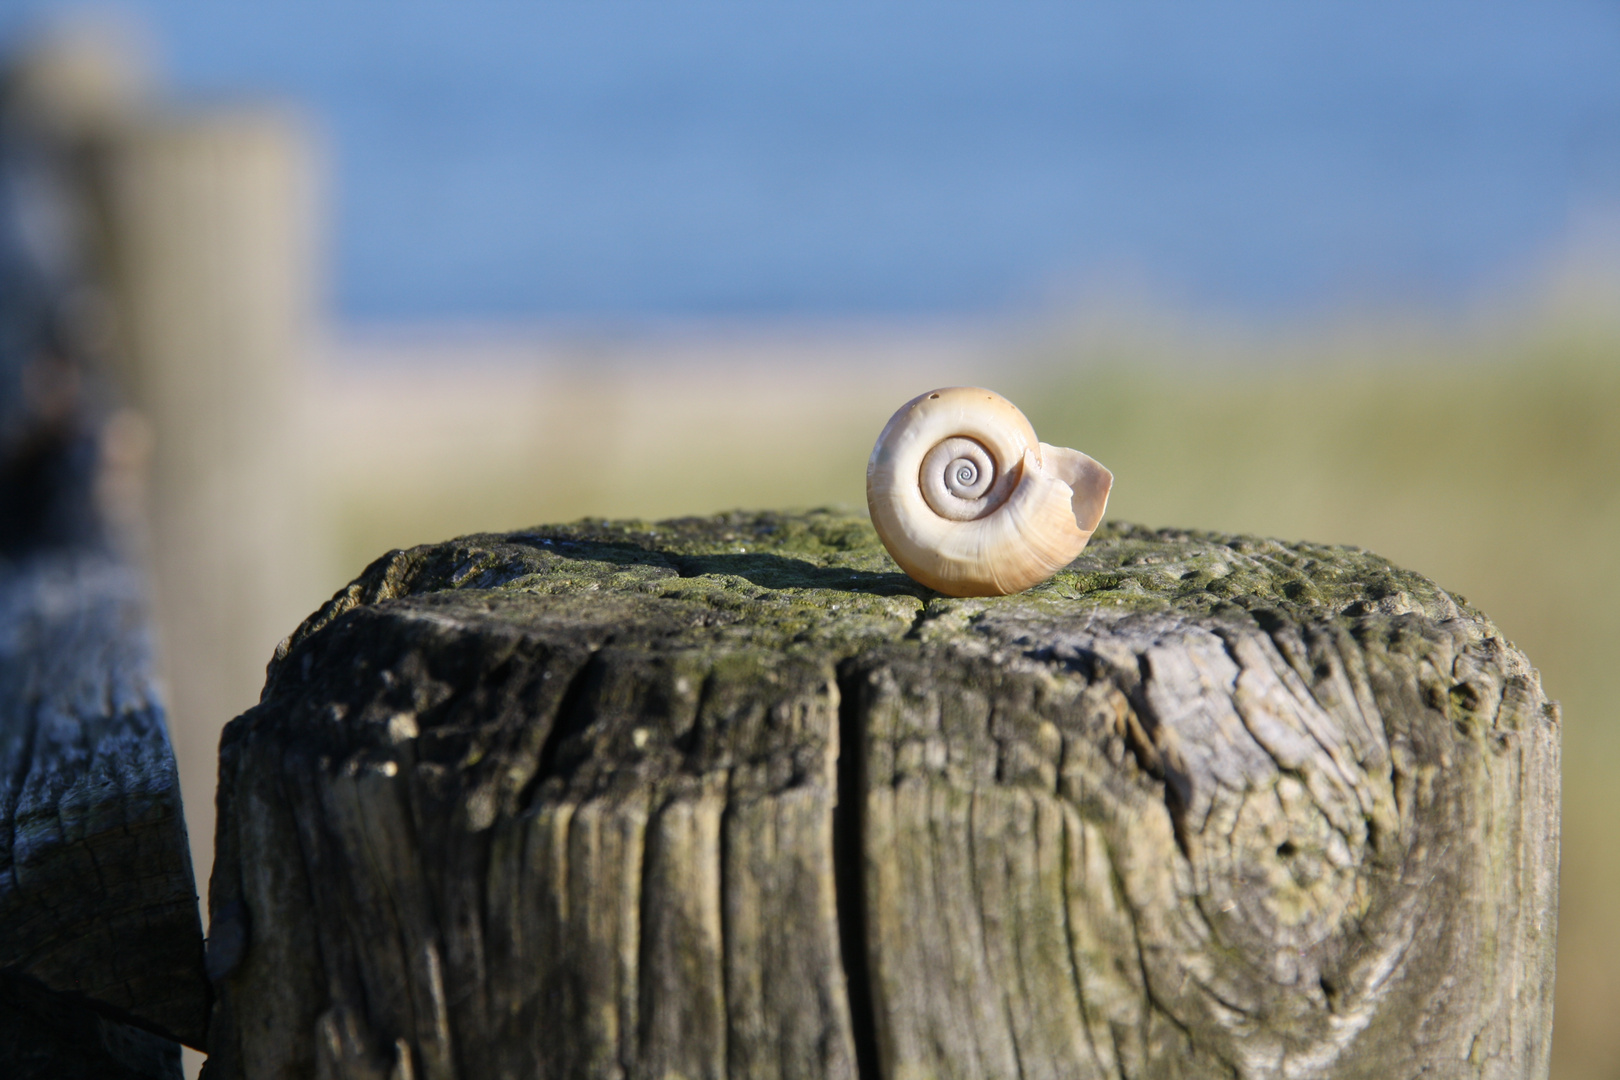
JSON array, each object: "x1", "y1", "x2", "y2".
[{"x1": 834, "y1": 662, "x2": 881, "y2": 1080}]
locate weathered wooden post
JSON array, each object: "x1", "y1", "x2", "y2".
[
  {"x1": 0, "y1": 28, "x2": 208, "y2": 1076},
  {"x1": 2, "y1": 14, "x2": 329, "y2": 953},
  {"x1": 205, "y1": 511, "x2": 1557, "y2": 1080}
]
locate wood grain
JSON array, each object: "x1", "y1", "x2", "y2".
[{"x1": 0, "y1": 551, "x2": 209, "y2": 1053}]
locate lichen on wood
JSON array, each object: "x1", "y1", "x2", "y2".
[{"x1": 206, "y1": 510, "x2": 1559, "y2": 1080}]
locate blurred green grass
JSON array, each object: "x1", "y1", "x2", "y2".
[{"x1": 321, "y1": 312, "x2": 1619, "y2": 1079}]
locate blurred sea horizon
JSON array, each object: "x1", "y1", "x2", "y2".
[{"x1": 6, "y1": 0, "x2": 1620, "y2": 326}]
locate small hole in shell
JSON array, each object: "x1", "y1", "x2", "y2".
[
  {"x1": 929, "y1": 393, "x2": 939, "y2": 399},
  {"x1": 1276, "y1": 841, "x2": 1297, "y2": 858}
]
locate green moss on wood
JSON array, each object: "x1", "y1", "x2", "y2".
[{"x1": 275, "y1": 510, "x2": 1482, "y2": 679}]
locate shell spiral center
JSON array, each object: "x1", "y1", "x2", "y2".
[{"x1": 921, "y1": 436, "x2": 1006, "y2": 521}]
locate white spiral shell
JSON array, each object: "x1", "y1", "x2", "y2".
[{"x1": 866, "y1": 387, "x2": 1113, "y2": 597}]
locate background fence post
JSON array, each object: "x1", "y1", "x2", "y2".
[{"x1": 100, "y1": 102, "x2": 329, "y2": 888}]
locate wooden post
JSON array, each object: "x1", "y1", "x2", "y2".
[
  {"x1": 99, "y1": 104, "x2": 326, "y2": 891},
  {"x1": 0, "y1": 28, "x2": 208, "y2": 1074},
  {"x1": 0, "y1": 549, "x2": 207, "y2": 1069},
  {"x1": 206, "y1": 511, "x2": 1557, "y2": 1080},
  {"x1": 4, "y1": 16, "x2": 329, "y2": 971}
]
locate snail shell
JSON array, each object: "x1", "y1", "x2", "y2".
[{"x1": 866, "y1": 387, "x2": 1113, "y2": 597}]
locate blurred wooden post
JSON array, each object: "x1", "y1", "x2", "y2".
[
  {"x1": 100, "y1": 106, "x2": 326, "y2": 887},
  {"x1": 0, "y1": 25, "x2": 209, "y2": 1075}
]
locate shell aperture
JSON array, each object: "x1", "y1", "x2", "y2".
[{"x1": 866, "y1": 387, "x2": 1113, "y2": 597}]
